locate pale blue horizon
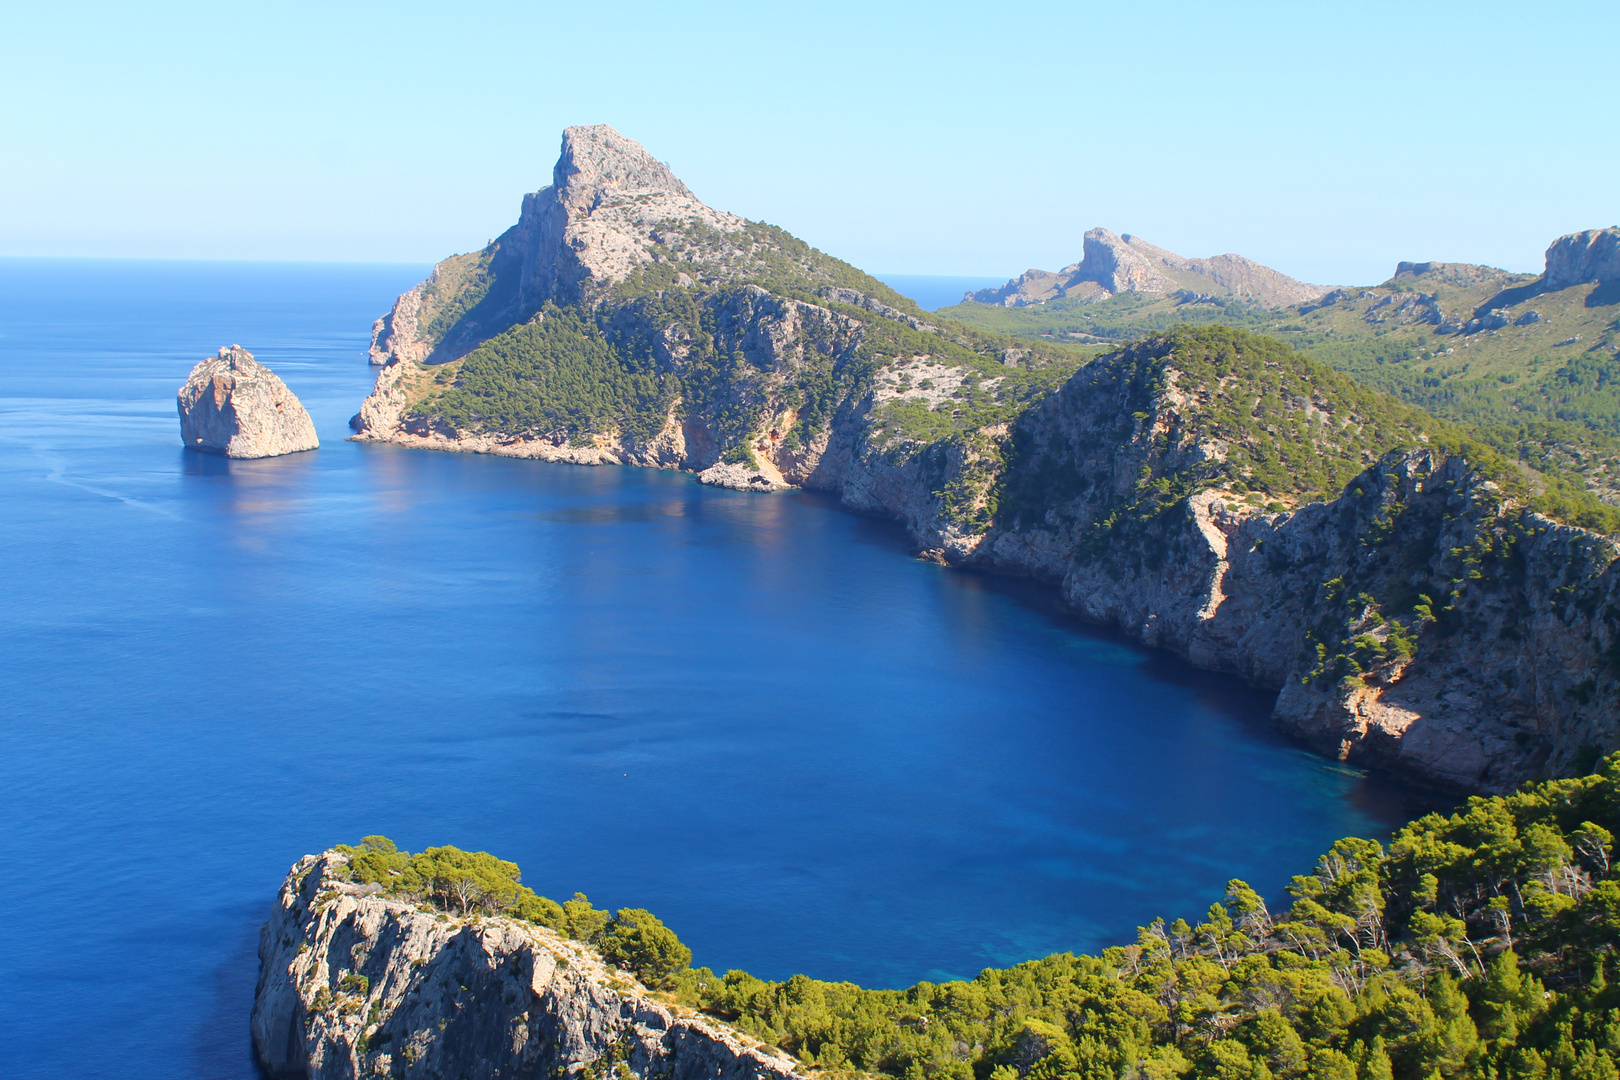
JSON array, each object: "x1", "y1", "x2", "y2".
[{"x1": 2, "y1": 0, "x2": 1614, "y2": 287}]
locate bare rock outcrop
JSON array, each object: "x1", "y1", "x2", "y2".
[
  {"x1": 367, "y1": 125, "x2": 750, "y2": 370},
  {"x1": 177, "y1": 345, "x2": 318, "y2": 458},
  {"x1": 1542, "y1": 227, "x2": 1620, "y2": 290},
  {"x1": 969, "y1": 229, "x2": 1324, "y2": 308},
  {"x1": 253, "y1": 851, "x2": 806, "y2": 1080}
]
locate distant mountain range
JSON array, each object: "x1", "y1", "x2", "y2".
[
  {"x1": 967, "y1": 228, "x2": 1325, "y2": 309},
  {"x1": 946, "y1": 226, "x2": 1620, "y2": 499}
]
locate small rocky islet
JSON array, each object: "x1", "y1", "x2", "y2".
[
  {"x1": 177, "y1": 344, "x2": 318, "y2": 458},
  {"x1": 249, "y1": 126, "x2": 1620, "y2": 1080}
]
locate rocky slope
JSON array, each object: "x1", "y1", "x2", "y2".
[
  {"x1": 351, "y1": 124, "x2": 1079, "y2": 505},
  {"x1": 966, "y1": 228, "x2": 1325, "y2": 308},
  {"x1": 177, "y1": 345, "x2": 319, "y2": 458},
  {"x1": 346, "y1": 127, "x2": 1619, "y2": 792},
  {"x1": 253, "y1": 850, "x2": 806, "y2": 1080},
  {"x1": 971, "y1": 332, "x2": 1620, "y2": 791}
]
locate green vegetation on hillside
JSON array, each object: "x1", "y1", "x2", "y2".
[
  {"x1": 995, "y1": 327, "x2": 1620, "y2": 541},
  {"x1": 408, "y1": 271, "x2": 1088, "y2": 457},
  {"x1": 936, "y1": 274, "x2": 1620, "y2": 504},
  {"x1": 605, "y1": 218, "x2": 926, "y2": 316},
  {"x1": 334, "y1": 752, "x2": 1620, "y2": 1080},
  {"x1": 333, "y1": 837, "x2": 692, "y2": 988},
  {"x1": 427, "y1": 305, "x2": 676, "y2": 441}
]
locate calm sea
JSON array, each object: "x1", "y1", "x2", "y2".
[{"x1": 0, "y1": 259, "x2": 1436, "y2": 1079}]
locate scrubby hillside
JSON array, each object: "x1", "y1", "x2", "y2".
[
  {"x1": 943, "y1": 230, "x2": 1620, "y2": 503},
  {"x1": 351, "y1": 125, "x2": 1086, "y2": 503}
]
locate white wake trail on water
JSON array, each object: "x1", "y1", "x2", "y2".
[{"x1": 0, "y1": 397, "x2": 180, "y2": 518}]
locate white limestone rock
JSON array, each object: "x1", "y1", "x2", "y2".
[{"x1": 177, "y1": 345, "x2": 318, "y2": 458}]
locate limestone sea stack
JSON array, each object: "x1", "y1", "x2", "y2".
[{"x1": 177, "y1": 345, "x2": 319, "y2": 458}]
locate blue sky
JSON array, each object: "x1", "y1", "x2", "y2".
[{"x1": 2, "y1": 0, "x2": 1614, "y2": 285}]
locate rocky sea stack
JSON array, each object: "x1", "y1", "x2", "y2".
[
  {"x1": 178, "y1": 345, "x2": 319, "y2": 458},
  {"x1": 252, "y1": 850, "x2": 804, "y2": 1080}
]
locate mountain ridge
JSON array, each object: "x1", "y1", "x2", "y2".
[{"x1": 968, "y1": 228, "x2": 1325, "y2": 308}]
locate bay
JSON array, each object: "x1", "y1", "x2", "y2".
[{"x1": 0, "y1": 258, "x2": 1434, "y2": 1079}]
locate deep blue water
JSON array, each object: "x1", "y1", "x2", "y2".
[{"x1": 0, "y1": 258, "x2": 1437, "y2": 1080}]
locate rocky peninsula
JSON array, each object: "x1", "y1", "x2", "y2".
[
  {"x1": 252, "y1": 849, "x2": 804, "y2": 1080},
  {"x1": 345, "y1": 126, "x2": 1620, "y2": 794},
  {"x1": 178, "y1": 345, "x2": 319, "y2": 458}
]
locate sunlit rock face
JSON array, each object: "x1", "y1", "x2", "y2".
[{"x1": 177, "y1": 345, "x2": 319, "y2": 458}]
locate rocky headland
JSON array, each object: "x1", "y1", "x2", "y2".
[
  {"x1": 178, "y1": 345, "x2": 319, "y2": 458},
  {"x1": 253, "y1": 850, "x2": 805, "y2": 1080},
  {"x1": 344, "y1": 126, "x2": 1620, "y2": 793}
]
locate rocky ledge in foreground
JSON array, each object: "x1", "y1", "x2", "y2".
[
  {"x1": 252, "y1": 850, "x2": 803, "y2": 1080},
  {"x1": 178, "y1": 345, "x2": 319, "y2": 458}
]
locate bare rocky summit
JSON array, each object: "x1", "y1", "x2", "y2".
[
  {"x1": 253, "y1": 851, "x2": 804, "y2": 1080},
  {"x1": 365, "y1": 124, "x2": 807, "y2": 370},
  {"x1": 1543, "y1": 226, "x2": 1620, "y2": 290},
  {"x1": 968, "y1": 228, "x2": 1325, "y2": 308},
  {"x1": 176, "y1": 345, "x2": 318, "y2": 458}
]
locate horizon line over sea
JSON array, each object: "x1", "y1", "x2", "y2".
[{"x1": 0, "y1": 256, "x2": 1009, "y2": 313}]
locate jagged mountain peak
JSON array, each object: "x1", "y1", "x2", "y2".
[
  {"x1": 969, "y1": 229, "x2": 1323, "y2": 308},
  {"x1": 364, "y1": 125, "x2": 920, "y2": 371},
  {"x1": 551, "y1": 124, "x2": 696, "y2": 210}
]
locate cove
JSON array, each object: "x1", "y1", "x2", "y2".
[{"x1": 0, "y1": 259, "x2": 1437, "y2": 1080}]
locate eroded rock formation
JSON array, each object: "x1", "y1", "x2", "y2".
[
  {"x1": 1543, "y1": 227, "x2": 1620, "y2": 290},
  {"x1": 177, "y1": 345, "x2": 318, "y2": 458},
  {"x1": 967, "y1": 229, "x2": 1325, "y2": 308},
  {"x1": 252, "y1": 851, "x2": 806, "y2": 1080}
]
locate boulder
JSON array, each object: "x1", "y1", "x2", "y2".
[{"x1": 177, "y1": 345, "x2": 319, "y2": 458}]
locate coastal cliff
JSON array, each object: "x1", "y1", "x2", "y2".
[
  {"x1": 346, "y1": 126, "x2": 1620, "y2": 793},
  {"x1": 252, "y1": 850, "x2": 805, "y2": 1080}
]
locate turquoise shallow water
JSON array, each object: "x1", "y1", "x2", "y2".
[{"x1": 0, "y1": 259, "x2": 1436, "y2": 1079}]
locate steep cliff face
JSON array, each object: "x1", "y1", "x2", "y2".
[
  {"x1": 253, "y1": 851, "x2": 805, "y2": 1080},
  {"x1": 959, "y1": 335, "x2": 1620, "y2": 792},
  {"x1": 1543, "y1": 227, "x2": 1620, "y2": 290}
]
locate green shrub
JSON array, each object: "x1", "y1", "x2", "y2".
[{"x1": 599, "y1": 908, "x2": 694, "y2": 988}]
